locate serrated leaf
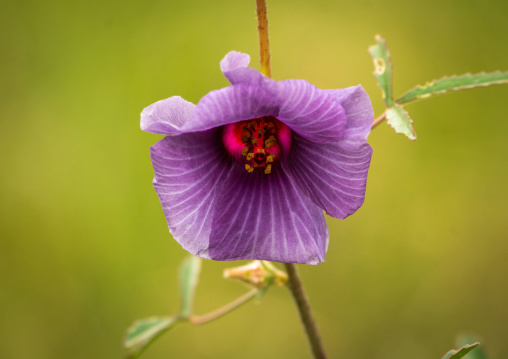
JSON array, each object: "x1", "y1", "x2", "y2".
[
  {"x1": 397, "y1": 72, "x2": 508, "y2": 104},
  {"x1": 179, "y1": 255, "x2": 201, "y2": 318},
  {"x1": 368, "y1": 35, "x2": 394, "y2": 107},
  {"x1": 442, "y1": 342, "x2": 480, "y2": 359},
  {"x1": 385, "y1": 104, "x2": 416, "y2": 140},
  {"x1": 124, "y1": 316, "x2": 180, "y2": 358}
]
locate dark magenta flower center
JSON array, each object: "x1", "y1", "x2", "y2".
[{"x1": 222, "y1": 116, "x2": 292, "y2": 174}]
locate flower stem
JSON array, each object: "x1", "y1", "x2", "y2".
[
  {"x1": 189, "y1": 288, "x2": 258, "y2": 325},
  {"x1": 372, "y1": 112, "x2": 387, "y2": 128},
  {"x1": 284, "y1": 263, "x2": 327, "y2": 359},
  {"x1": 256, "y1": 0, "x2": 271, "y2": 78}
]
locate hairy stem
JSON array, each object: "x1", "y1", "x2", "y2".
[
  {"x1": 284, "y1": 263, "x2": 327, "y2": 359},
  {"x1": 256, "y1": 0, "x2": 271, "y2": 77},
  {"x1": 189, "y1": 288, "x2": 258, "y2": 325}
]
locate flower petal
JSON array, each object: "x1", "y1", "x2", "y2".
[
  {"x1": 220, "y1": 51, "x2": 269, "y2": 86},
  {"x1": 326, "y1": 85, "x2": 374, "y2": 150},
  {"x1": 150, "y1": 129, "x2": 230, "y2": 258},
  {"x1": 220, "y1": 51, "x2": 250, "y2": 73},
  {"x1": 208, "y1": 165, "x2": 329, "y2": 264},
  {"x1": 285, "y1": 134, "x2": 373, "y2": 220},
  {"x1": 141, "y1": 96, "x2": 196, "y2": 135},
  {"x1": 180, "y1": 83, "x2": 279, "y2": 133},
  {"x1": 276, "y1": 79, "x2": 347, "y2": 143}
]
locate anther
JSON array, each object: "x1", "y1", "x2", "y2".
[{"x1": 265, "y1": 136, "x2": 276, "y2": 149}]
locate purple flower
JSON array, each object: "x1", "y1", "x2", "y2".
[{"x1": 141, "y1": 51, "x2": 373, "y2": 264}]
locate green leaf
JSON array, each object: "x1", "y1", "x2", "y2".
[
  {"x1": 442, "y1": 342, "x2": 480, "y2": 359},
  {"x1": 457, "y1": 336, "x2": 488, "y2": 359},
  {"x1": 385, "y1": 104, "x2": 416, "y2": 140},
  {"x1": 397, "y1": 71, "x2": 508, "y2": 104},
  {"x1": 368, "y1": 35, "x2": 394, "y2": 107},
  {"x1": 179, "y1": 255, "x2": 202, "y2": 318},
  {"x1": 124, "y1": 316, "x2": 180, "y2": 358}
]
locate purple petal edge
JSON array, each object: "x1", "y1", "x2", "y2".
[
  {"x1": 150, "y1": 129, "x2": 230, "y2": 259},
  {"x1": 286, "y1": 136, "x2": 372, "y2": 220},
  {"x1": 141, "y1": 96, "x2": 196, "y2": 135},
  {"x1": 285, "y1": 85, "x2": 373, "y2": 219},
  {"x1": 327, "y1": 85, "x2": 373, "y2": 148},
  {"x1": 220, "y1": 51, "x2": 250, "y2": 73},
  {"x1": 221, "y1": 51, "x2": 271, "y2": 86}
]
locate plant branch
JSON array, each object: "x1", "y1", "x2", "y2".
[
  {"x1": 189, "y1": 288, "x2": 258, "y2": 325},
  {"x1": 256, "y1": 0, "x2": 271, "y2": 77},
  {"x1": 284, "y1": 263, "x2": 327, "y2": 359},
  {"x1": 372, "y1": 112, "x2": 387, "y2": 129}
]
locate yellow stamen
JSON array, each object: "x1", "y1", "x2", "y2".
[
  {"x1": 241, "y1": 147, "x2": 249, "y2": 157},
  {"x1": 264, "y1": 165, "x2": 272, "y2": 175},
  {"x1": 245, "y1": 164, "x2": 254, "y2": 173},
  {"x1": 265, "y1": 135, "x2": 276, "y2": 148},
  {"x1": 246, "y1": 153, "x2": 254, "y2": 160}
]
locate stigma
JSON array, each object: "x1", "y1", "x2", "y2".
[{"x1": 222, "y1": 116, "x2": 291, "y2": 174}]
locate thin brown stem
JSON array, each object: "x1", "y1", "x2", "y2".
[
  {"x1": 284, "y1": 263, "x2": 327, "y2": 359},
  {"x1": 372, "y1": 112, "x2": 387, "y2": 129},
  {"x1": 256, "y1": 0, "x2": 271, "y2": 77},
  {"x1": 189, "y1": 289, "x2": 258, "y2": 325}
]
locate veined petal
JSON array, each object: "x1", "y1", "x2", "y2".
[
  {"x1": 326, "y1": 85, "x2": 374, "y2": 150},
  {"x1": 220, "y1": 51, "x2": 250, "y2": 73},
  {"x1": 150, "y1": 129, "x2": 230, "y2": 258},
  {"x1": 220, "y1": 51, "x2": 270, "y2": 86},
  {"x1": 285, "y1": 134, "x2": 372, "y2": 220},
  {"x1": 276, "y1": 79, "x2": 347, "y2": 143},
  {"x1": 141, "y1": 96, "x2": 196, "y2": 135},
  {"x1": 180, "y1": 83, "x2": 279, "y2": 133},
  {"x1": 208, "y1": 165, "x2": 329, "y2": 264}
]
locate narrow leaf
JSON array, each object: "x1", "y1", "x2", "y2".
[
  {"x1": 442, "y1": 342, "x2": 480, "y2": 359},
  {"x1": 368, "y1": 35, "x2": 394, "y2": 107},
  {"x1": 385, "y1": 104, "x2": 416, "y2": 140},
  {"x1": 124, "y1": 316, "x2": 180, "y2": 358},
  {"x1": 397, "y1": 71, "x2": 508, "y2": 104},
  {"x1": 457, "y1": 336, "x2": 488, "y2": 359},
  {"x1": 179, "y1": 255, "x2": 202, "y2": 318}
]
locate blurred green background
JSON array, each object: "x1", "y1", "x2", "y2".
[{"x1": 1, "y1": 0, "x2": 508, "y2": 358}]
